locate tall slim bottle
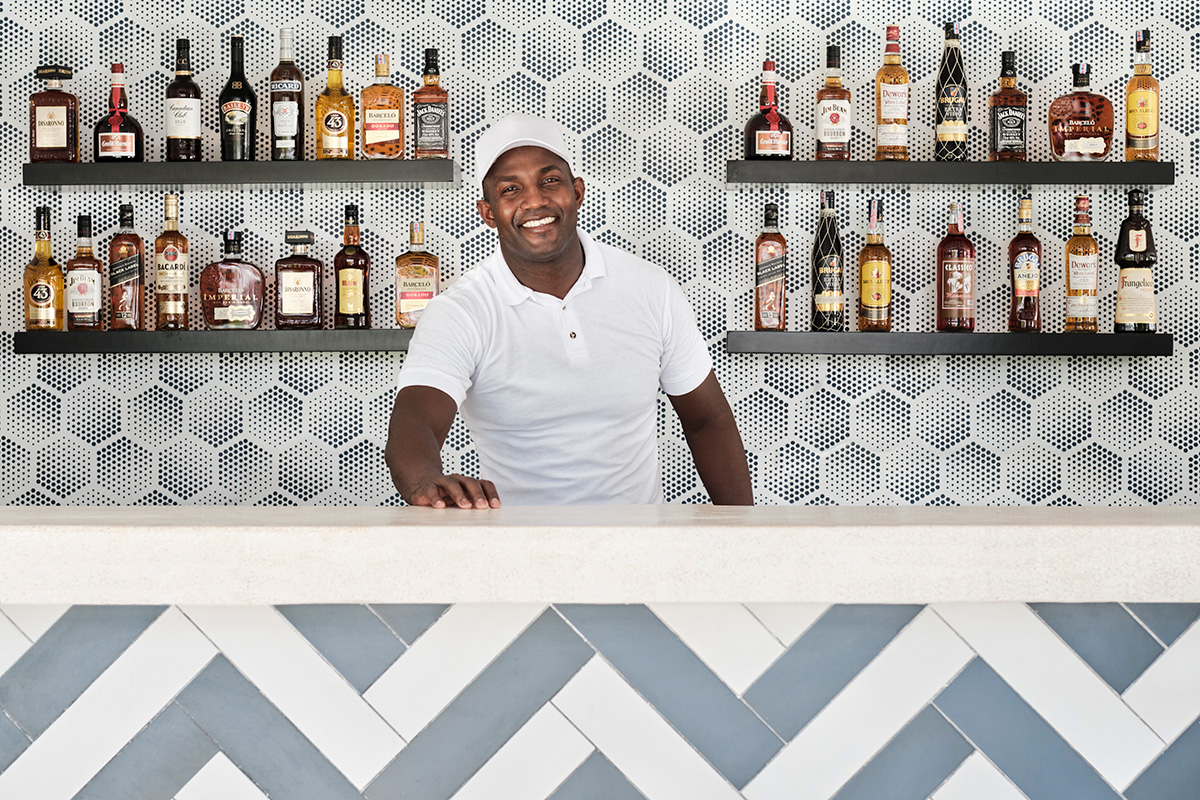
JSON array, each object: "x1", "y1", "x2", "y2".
[
  {"x1": 64, "y1": 215, "x2": 103, "y2": 331},
  {"x1": 316, "y1": 36, "x2": 354, "y2": 159},
  {"x1": 270, "y1": 27, "x2": 305, "y2": 161},
  {"x1": 858, "y1": 199, "x2": 892, "y2": 332},
  {"x1": 413, "y1": 48, "x2": 449, "y2": 159},
  {"x1": 154, "y1": 193, "x2": 189, "y2": 330},
  {"x1": 754, "y1": 203, "x2": 786, "y2": 331},
  {"x1": 1008, "y1": 198, "x2": 1041, "y2": 331},
  {"x1": 335, "y1": 204, "x2": 370, "y2": 328},
  {"x1": 109, "y1": 204, "x2": 145, "y2": 331},
  {"x1": 811, "y1": 191, "x2": 845, "y2": 332},
  {"x1": 874, "y1": 26, "x2": 909, "y2": 161},
  {"x1": 1064, "y1": 195, "x2": 1099, "y2": 332},
  {"x1": 815, "y1": 45, "x2": 850, "y2": 160},
  {"x1": 1125, "y1": 29, "x2": 1159, "y2": 162},
  {"x1": 165, "y1": 39, "x2": 202, "y2": 161},
  {"x1": 1114, "y1": 189, "x2": 1157, "y2": 333},
  {"x1": 936, "y1": 202, "x2": 975, "y2": 331},
  {"x1": 25, "y1": 206, "x2": 64, "y2": 331},
  {"x1": 220, "y1": 35, "x2": 257, "y2": 161},
  {"x1": 934, "y1": 22, "x2": 968, "y2": 162}
]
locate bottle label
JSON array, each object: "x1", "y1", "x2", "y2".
[
  {"x1": 1012, "y1": 251, "x2": 1039, "y2": 297},
  {"x1": 321, "y1": 110, "x2": 350, "y2": 149},
  {"x1": 859, "y1": 258, "x2": 891, "y2": 309},
  {"x1": 155, "y1": 246, "x2": 189, "y2": 295},
  {"x1": 415, "y1": 102, "x2": 448, "y2": 151},
  {"x1": 399, "y1": 276, "x2": 436, "y2": 313},
  {"x1": 940, "y1": 258, "x2": 975, "y2": 309},
  {"x1": 990, "y1": 105, "x2": 1026, "y2": 151},
  {"x1": 754, "y1": 130, "x2": 791, "y2": 155},
  {"x1": 815, "y1": 100, "x2": 851, "y2": 147},
  {"x1": 214, "y1": 303, "x2": 256, "y2": 322},
  {"x1": 755, "y1": 252, "x2": 786, "y2": 288},
  {"x1": 813, "y1": 254, "x2": 843, "y2": 312},
  {"x1": 936, "y1": 84, "x2": 968, "y2": 140},
  {"x1": 66, "y1": 269, "x2": 101, "y2": 315},
  {"x1": 1066, "y1": 295, "x2": 1097, "y2": 318},
  {"x1": 1065, "y1": 137, "x2": 1107, "y2": 155},
  {"x1": 755, "y1": 246, "x2": 785, "y2": 329},
  {"x1": 272, "y1": 100, "x2": 299, "y2": 138},
  {"x1": 1128, "y1": 228, "x2": 1148, "y2": 253},
  {"x1": 34, "y1": 106, "x2": 68, "y2": 148},
  {"x1": 28, "y1": 281, "x2": 54, "y2": 320},
  {"x1": 1068, "y1": 252, "x2": 1098, "y2": 292},
  {"x1": 1126, "y1": 89, "x2": 1159, "y2": 149},
  {"x1": 879, "y1": 84, "x2": 908, "y2": 121},
  {"x1": 876, "y1": 123, "x2": 907, "y2": 147},
  {"x1": 338, "y1": 268, "x2": 365, "y2": 314},
  {"x1": 364, "y1": 109, "x2": 401, "y2": 145},
  {"x1": 98, "y1": 132, "x2": 136, "y2": 157},
  {"x1": 110, "y1": 252, "x2": 142, "y2": 287},
  {"x1": 1115, "y1": 267, "x2": 1156, "y2": 323},
  {"x1": 165, "y1": 98, "x2": 201, "y2": 138},
  {"x1": 278, "y1": 270, "x2": 316, "y2": 315},
  {"x1": 270, "y1": 80, "x2": 302, "y2": 93}
]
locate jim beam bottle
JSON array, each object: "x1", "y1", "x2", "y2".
[
  {"x1": 1064, "y1": 195, "x2": 1099, "y2": 332},
  {"x1": 109, "y1": 204, "x2": 145, "y2": 330},
  {"x1": 1008, "y1": 198, "x2": 1040, "y2": 331},
  {"x1": 811, "y1": 191, "x2": 845, "y2": 332},
  {"x1": 754, "y1": 203, "x2": 786, "y2": 331},
  {"x1": 1113, "y1": 189, "x2": 1157, "y2": 333},
  {"x1": 154, "y1": 193, "x2": 189, "y2": 330},
  {"x1": 744, "y1": 60, "x2": 793, "y2": 159},
  {"x1": 815, "y1": 45, "x2": 851, "y2": 160},
  {"x1": 858, "y1": 199, "x2": 892, "y2": 332},
  {"x1": 25, "y1": 206, "x2": 64, "y2": 331},
  {"x1": 64, "y1": 215, "x2": 103, "y2": 331},
  {"x1": 936, "y1": 202, "x2": 975, "y2": 332},
  {"x1": 934, "y1": 22, "x2": 968, "y2": 162},
  {"x1": 270, "y1": 27, "x2": 305, "y2": 161}
]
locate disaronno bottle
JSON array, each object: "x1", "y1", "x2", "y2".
[
  {"x1": 1113, "y1": 189, "x2": 1156, "y2": 333},
  {"x1": 200, "y1": 231, "x2": 264, "y2": 330},
  {"x1": 275, "y1": 231, "x2": 324, "y2": 329},
  {"x1": 1064, "y1": 195, "x2": 1098, "y2": 332}
]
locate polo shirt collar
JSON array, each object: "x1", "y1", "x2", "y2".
[{"x1": 485, "y1": 227, "x2": 607, "y2": 306}]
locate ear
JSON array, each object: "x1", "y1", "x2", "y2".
[
  {"x1": 477, "y1": 197, "x2": 497, "y2": 228},
  {"x1": 573, "y1": 176, "x2": 585, "y2": 210}
]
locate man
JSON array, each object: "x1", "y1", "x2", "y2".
[{"x1": 385, "y1": 114, "x2": 752, "y2": 508}]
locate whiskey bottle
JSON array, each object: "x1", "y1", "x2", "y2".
[
  {"x1": 413, "y1": 48, "x2": 449, "y2": 159},
  {"x1": 1048, "y1": 63, "x2": 1113, "y2": 161},
  {"x1": 754, "y1": 203, "x2": 786, "y2": 331},
  {"x1": 270, "y1": 27, "x2": 305, "y2": 161},
  {"x1": 109, "y1": 204, "x2": 145, "y2": 330},
  {"x1": 275, "y1": 231, "x2": 324, "y2": 329},
  {"x1": 200, "y1": 231, "x2": 264, "y2": 329},
  {"x1": 396, "y1": 222, "x2": 439, "y2": 327},
  {"x1": 154, "y1": 193, "x2": 189, "y2": 330},
  {"x1": 815, "y1": 45, "x2": 851, "y2": 160},
  {"x1": 811, "y1": 191, "x2": 845, "y2": 332},
  {"x1": 24, "y1": 206, "x2": 64, "y2": 331},
  {"x1": 1114, "y1": 189, "x2": 1157, "y2": 333},
  {"x1": 93, "y1": 64, "x2": 144, "y2": 162},
  {"x1": 362, "y1": 54, "x2": 404, "y2": 159},
  {"x1": 936, "y1": 202, "x2": 975, "y2": 332},
  {"x1": 857, "y1": 199, "x2": 892, "y2": 332},
  {"x1": 316, "y1": 36, "x2": 355, "y2": 159},
  {"x1": 64, "y1": 215, "x2": 103, "y2": 331},
  {"x1": 335, "y1": 204, "x2": 370, "y2": 328},
  {"x1": 744, "y1": 60, "x2": 793, "y2": 159},
  {"x1": 165, "y1": 39, "x2": 202, "y2": 161},
  {"x1": 874, "y1": 26, "x2": 909, "y2": 161},
  {"x1": 934, "y1": 22, "x2": 968, "y2": 162},
  {"x1": 1064, "y1": 195, "x2": 1098, "y2": 333},
  {"x1": 988, "y1": 51, "x2": 1027, "y2": 161},
  {"x1": 30, "y1": 65, "x2": 79, "y2": 163},
  {"x1": 220, "y1": 35, "x2": 257, "y2": 161},
  {"x1": 1125, "y1": 29, "x2": 1159, "y2": 162},
  {"x1": 1008, "y1": 198, "x2": 1040, "y2": 332}
]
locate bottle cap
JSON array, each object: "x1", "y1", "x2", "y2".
[
  {"x1": 175, "y1": 39, "x2": 191, "y2": 73},
  {"x1": 35, "y1": 206, "x2": 50, "y2": 232},
  {"x1": 868, "y1": 198, "x2": 882, "y2": 224},
  {"x1": 375, "y1": 53, "x2": 390, "y2": 77},
  {"x1": 285, "y1": 230, "x2": 314, "y2": 245},
  {"x1": 230, "y1": 34, "x2": 245, "y2": 58},
  {"x1": 118, "y1": 204, "x2": 134, "y2": 226},
  {"x1": 424, "y1": 48, "x2": 440, "y2": 74},
  {"x1": 1072, "y1": 62, "x2": 1090, "y2": 86},
  {"x1": 885, "y1": 25, "x2": 900, "y2": 41},
  {"x1": 344, "y1": 204, "x2": 360, "y2": 226},
  {"x1": 224, "y1": 230, "x2": 243, "y2": 252},
  {"x1": 1136, "y1": 29, "x2": 1150, "y2": 52},
  {"x1": 825, "y1": 46, "x2": 840, "y2": 69},
  {"x1": 328, "y1": 36, "x2": 344, "y2": 62},
  {"x1": 1128, "y1": 188, "x2": 1147, "y2": 207},
  {"x1": 36, "y1": 65, "x2": 73, "y2": 81},
  {"x1": 944, "y1": 21, "x2": 960, "y2": 38},
  {"x1": 410, "y1": 222, "x2": 425, "y2": 245},
  {"x1": 763, "y1": 203, "x2": 779, "y2": 226},
  {"x1": 164, "y1": 193, "x2": 179, "y2": 218},
  {"x1": 1074, "y1": 194, "x2": 1091, "y2": 225},
  {"x1": 762, "y1": 59, "x2": 775, "y2": 72},
  {"x1": 77, "y1": 214, "x2": 92, "y2": 238},
  {"x1": 1019, "y1": 197, "x2": 1033, "y2": 221}
]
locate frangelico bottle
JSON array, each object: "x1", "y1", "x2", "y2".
[
  {"x1": 934, "y1": 22, "x2": 968, "y2": 162},
  {"x1": 754, "y1": 203, "x2": 786, "y2": 331},
  {"x1": 811, "y1": 191, "x2": 845, "y2": 332},
  {"x1": 219, "y1": 35, "x2": 257, "y2": 161},
  {"x1": 270, "y1": 27, "x2": 305, "y2": 161},
  {"x1": 1114, "y1": 189, "x2": 1157, "y2": 333}
]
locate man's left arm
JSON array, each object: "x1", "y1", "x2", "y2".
[{"x1": 669, "y1": 371, "x2": 754, "y2": 505}]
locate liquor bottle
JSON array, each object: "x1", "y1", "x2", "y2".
[
  {"x1": 270, "y1": 27, "x2": 305, "y2": 161},
  {"x1": 396, "y1": 223, "x2": 439, "y2": 327},
  {"x1": 1125, "y1": 29, "x2": 1159, "y2": 162},
  {"x1": 24, "y1": 206, "x2": 64, "y2": 331},
  {"x1": 754, "y1": 203, "x2": 787, "y2": 331},
  {"x1": 934, "y1": 22, "x2": 968, "y2": 162},
  {"x1": 936, "y1": 202, "x2": 975, "y2": 332},
  {"x1": 988, "y1": 51, "x2": 1027, "y2": 161},
  {"x1": 1114, "y1": 189, "x2": 1157, "y2": 333},
  {"x1": 93, "y1": 64, "x2": 144, "y2": 162},
  {"x1": 858, "y1": 199, "x2": 892, "y2": 332},
  {"x1": 275, "y1": 231, "x2": 324, "y2": 329},
  {"x1": 362, "y1": 54, "x2": 404, "y2": 159},
  {"x1": 316, "y1": 36, "x2": 354, "y2": 159},
  {"x1": 154, "y1": 193, "x2": 189, "y2": 331},
  {"x1": 874, "y1": 26, "x2": 909, "y2": 161},
  {"x1": 811, "y1": 191, "x2": 845, "y2": 332},
  {"x1": 413, "y1": 48, "x2": 449, "y2": 159},
  {"x1": 165, "y1": 39, "x2": 202, "y2": 161},
  {"x1": 200, "y1": 231, "x2": 264, "y2": 329},
  {"x1": 744, "y1": 60, "x2": 793, "y2": 160},
  {"x1": 1048, "y1": 63, "x2": 1113, "y2": 161},
  {"x1": 64, "y1": 215, "x2": 103, "y2": 331},
  {"x1": 1008, "y1": 198, "x2": 1040, "y2": 332},
  {"x1": 1064, "y1": 195, "x2": 1098, "y2": 333},
  {"x1": 815, "y1": 45, "x2": 851, "y2": 160},
  {"x1": 335, "y1": 204, "x2": 370, "y2": 328},
  {"x1": 220, "y1": 35, "x2": 257, "y2": 161},
  {"x1": 109, "y1": 204, "x2": 145, "y2": 330},
  {"x1": 30, "y1": 65, "x2": 79, "y2": 163}
]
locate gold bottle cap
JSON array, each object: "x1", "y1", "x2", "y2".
[
  {"x1": 410, "y1": 222, "x2": 425, "y2": 245},
  {"x1": 164, "y1": 193, "x2": 179, "y2": 219},
  {"x1": 375, "y1": 53, "x2": 390, "y2": 77},
  {"x1": 1018, "y1": 197, "x2": 1032, "y2": 221}
]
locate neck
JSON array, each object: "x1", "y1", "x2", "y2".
[
  {"x1": 423, "y1": 73, "x2": 439, "y2": 87},
  {"x1": 501, "y1": 237, "x2": 586, "y2": 300},
  {"x1": 76, "y1": 238, "x2": 93, "y2": 255},
  {"x1": 344, "y1": 226, "x2": 360, "y2": 245},
  {"x1": 866, "y1": 232, "x2": 883, "y2": 244},
  {"x1": 34, "y1": 240, "x2": 52, "y2": 259}
]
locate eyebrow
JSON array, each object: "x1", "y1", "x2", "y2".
[{"x1": 491, "y1": 164, "x2": 566, "y2": 184}]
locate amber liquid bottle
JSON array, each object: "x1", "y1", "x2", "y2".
[
  {"x1": 1114, "y1": 189, "x2": 1157, "y2": 333},
  {"x1": 275, "y1": 231, "x2": 324, "y2": 329},
  {"x1": 413, "y1": 48, "x2": 449, "y2": 159},
  {"x1": 396, "y1": 222, "x2": 438, "y2": 327},
  {"x1": 362, "y1": 54, "x2": 404, "y2": 159},
  {"x1": 1008, "y1": 198, "x2": 1041, "y2": 331},
  {"x1": 30, "y1": 65, "x2": 79, "y2": 163},
  {"x1": 25, "y1": 206, "x2": 64, "y2": 331},
  {"x1": 165, "y1": 39, "x2": 202, "y2": 161},
  {"x1": 936, "y1": 202, "x2": 975, "y2": 332},
  {"x1": 815, "y1": 45, "x2": 850, "y2": 160},
  {"x1": 65, "y1": 215, "x2": 103, "y2": 331},
  {"x1": 316, "y1": 36, "x2": 355, "y2": 159},
  {"x1": 875, "y1": 26, "x2": 909, "y2": 161},
  {"x1": 988, "y1": 51, "x2": 1027, "y2": 161},
  {"x1": 1049, "y1": 63, "x2": 1113, "y2": 161},
  {"x1": 858, "y1": 199, "x2": 892, "y2": 332},
  {"x1": 200, "y1": 231, "x2": 265, "y2": 329},
  {"x1": 270, "y1": 27, "x2": 305, "y2": 161},
  {"x1": 109, "y1": 204, "x2": 145, "y2": 330},
  {"x1": 754, "y1": 203, "x2": 786, "y2": 331},
  {"x1": 335, "y1": 204, "x2": 370, "y2": 328},
  {"x1": 1064, "y1": 195, "x2": 1099, "y2": 333},
  {"x1": 1125, "y1": 29, "x2": 1159, "y2": 162},
  {"x1": 745, "y1": 60, "x2": 793, "y2": 159},
  {"x1": 93, "y1": 64, "x2": 144, "y2": 162},
  {"x1": 154, "y1": 193, "x2": 189, "y2": 330}
]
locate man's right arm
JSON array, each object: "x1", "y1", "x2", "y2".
[{"x1": 385, "y1": 386, "x2": 500, "y2": 509}]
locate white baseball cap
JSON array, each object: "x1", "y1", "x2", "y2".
[{"x1": 475, "y1": 114, "x2": 574, "y2": 186}]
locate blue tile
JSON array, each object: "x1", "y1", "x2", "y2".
[
  {"x1": 1030, "y1": 603, "x2": 1163, "y2": 692},
  {"x1": 0, "y1": 606, "x2": 166, "y2": 738},
  {"x1": 0, "y1": 711, "x2": 30, "y2": 773},
  {"x1": 1126, "y1": 604, "x2": 1200, "y2": 646},
  {"x1": 934, "y1": 658, "x2": 1122, "y2": 800},
  {"x1": 277, "y1": 605, "x2": 406, "y2": 693},
  {"x1": 365, "y1": 609, "x2": 593, "y2": 800},
  {"x1": 370, "y1": 604, "x2": 451, "y2": 644},
  {"x1": 743, "y1": 604, "x2": 923, "y2": 740},
  {"x1": 830, "y1": 706, "x2": 973, "y2": 800},
  {"x1": 557, "y1": 604, "x2": 782, "y2": 789},
  {"x1": 548, "y1": 751, "x2": 648, "y2": 800},
  {"x1": 1125, "y1": 715, "x2": 1200, "y2": 800},
  {"x1": 75, "y1": 703, "x2": 219, "y2": 800}
]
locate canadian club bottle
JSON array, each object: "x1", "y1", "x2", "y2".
[
  {"x1": 220, "y1": 35, "x2": 257, "y2": 161},
  {"x1": 165, "y1": 39, "x2": 202, "y2": 161},
  {"x1": 857, "y1": 199, "x2": 892, "y2": 332},
  {"x1": 1008, "y1": 198, "x2": 1040, "y2": 331},
  {"x1": 811, "y1": 191, "x2": 845, "y2": 332},
  {"x1": 815, "y1": 45, "x2": 850, "y2": 160},
  {"x1": 744, "y1": 60, "x2": 793, "y2": 159},
  {"x1": 1064, "y1": 195, "x2": 1099, "y2": 332},
  {"x1": 335, "y1": 204, "x2": 370, "y2": 328},
  {"x1": 1114, "y1": 189, "x2": 1157, "y2": 333},
  {"x1": 936, "y1": 202, "x2": 975, "y2": 332},
  {"x1": 270, "y1": 27, "x2": 305, "y2": 161},
  {"x1": 934, "y1": 22, "x2": 968, "y2": 162},
  {"x1": 754, "y1": 203, "x2": 786, "y2": 331}
]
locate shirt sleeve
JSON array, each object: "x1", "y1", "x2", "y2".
[
  {"x1": 395, "y1": 294, "x2": 481, "y2": 407},
  {"x1": 658, "y1": 275, "x2": 713, "y2": 396}
]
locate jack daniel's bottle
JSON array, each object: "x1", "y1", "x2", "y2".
[{"x1": 811, "y1": 191, "x2": 845, "y2": 331}]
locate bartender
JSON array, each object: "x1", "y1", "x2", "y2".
[{"x1": 385, "y1": 114, "x2": 752, "y2": 508}]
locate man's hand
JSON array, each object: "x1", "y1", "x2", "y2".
[{"x1": 407, "y1": 474, "x2": 501, "y2": 509}]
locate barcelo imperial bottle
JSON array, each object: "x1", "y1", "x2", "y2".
[
  {"x1": 754, "y1": 203, "x2": 786, "y2": 331},
  {"x1": 200, "y1": 231, "x2": 264, "y2": 330},
  {"x1": 1048, "y1": 63, "x2": 1113, "y2": 161},
  {"x1": 745, "y1": 60, "x2": 793, "y2": 159},
  {"x1": 936, "y1": 202, "x2": 975, "y2": 332}
]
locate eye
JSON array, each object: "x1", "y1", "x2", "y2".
[{"x1": 499, "y1": 184, "x2": 518, "y2": 194}]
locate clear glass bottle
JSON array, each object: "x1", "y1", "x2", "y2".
[
  {"x1": 858, "y1": 199, "x2": 892, "y2": 332},
  {"x1": 1125, "y1": 29, "x2": 1159, "y2": 162},
  {"x1": 396, "y1": 223, "x2": 439, "y2": 327},
  {"x1": 316, "y1": 36, "x2": 355, "y2": 159},
  {"x1": 65, "y1": 214, "x2": 103, "y2": 331},
  {"x1": 1048, "y1": 63, "x2": 1113, "y2": 161},
  {"x1": 1114, "y1": 189, "x2": 1157, "y2": 333},
  {"x1": 754, "y1": 203, "x2": 787, "y2": 331},
  {"x1": 30, "y1": 65, "x2": 79, "y2": 163},
  {"x1": 154, "y1": 193, "x2": 189, "y2": 331},
  {"x1": 988, "y1": 50, "x2": 1027, "y2": 161},
  {"x1": 275, "y1": 231, "x2": 324, "y2": 329},
  {"x1": 413, "y1": 48, "x2": 449, "y2": 159},
  {"x1": 815, "y1": 45, "x2": 851, "y2": 160},
  {"x1": 1064, "y1": 195, "x2": 1099, "y2": 333},
  {"x1": 200, "y1": 231, "x2": 264, "y2": 330},
  {"x1": 1007, "y1": 198, "x2": 1040, "y2": 331},
  {"x1": 934, "y1": 22, "x2": 968, "y2": 162},
  {"x1": 874, "y1": 26, "x2": 909, "y2": 161},
  {"x1": 335, "y1": 204, "x2": 370, "y2": 328},
  {"x1": 936, "y1": 202, "x2": 975, "y2": 332},
  {"x1": 270, "y1": 28, "x2": 305, "y2": 161},
  {"x1": 25, "y1": 206, "x2": 64, "y2": 331},
  {"x1": 362, "y1": 54, "x2": 404, "y2": 159},
  {"x1": 109, "y1": 204, "x2": 145, "y2": 330},
  {"x1": 811, "y1": 191, "x2": 845, "y2": 332}
]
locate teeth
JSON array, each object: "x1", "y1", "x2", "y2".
[{"x1": 521, "y1": 217, "x2": 555, "y2": 228}]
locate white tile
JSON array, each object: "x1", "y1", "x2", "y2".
[
  {"x1": 1124, "y1": 616, "x2": 1200, "y2": 746},
  {"x1": 0, "y1": 610, "x2": 32, "y2": 675},
  {"x1": 933, "y1": 603, "x2": 1164, "y2": 790},
  {"x1": 450, "y1": 703, "x2": 593, "y2": 800},
  {"x1": 649, "y1": 603, "x2": 785, "y2": 695},
  {"x1": 364, "y1": 603, "x2": 546, "y2": 741},
  {"x1": 179, "y1": 605, "x2": 403, "y2": 790},
  {"x1": 175, "y1": 753, "x2": 269, "y2": 800},
  {"x1": 0, "y1": 608, "x2": 215, "y2": 800},
  {"x1": 551, "y1": 658, "x2": 743, "y2": 800},
  {"x1": 0, "y1": 605, "x2": 70, "y2": 641},
  {"x1": 931, "y1": 752, "x2": 1028, "y2": 800},
  {"x1": 743, "y1": 609, "x2": 973, "y2": 800},
  {"x1": 743, "y1": 604, "x2": 830, "y2": 647}
]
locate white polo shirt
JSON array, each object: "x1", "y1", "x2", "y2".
[{"x1": 396, "y1": 228, "x2": 712, "y2": 506}]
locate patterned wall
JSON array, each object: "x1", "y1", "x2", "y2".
[{"x1": 2, "y1": 0, "x2": 1199, "y2": 505}]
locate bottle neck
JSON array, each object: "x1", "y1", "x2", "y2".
[
  {"x1": 344, "y1": 225, "x2": 360, "y2": 245},
  {"x1": 34, "y1": 237, "x2": 52, "y2": 260},
  {"x1": 327, "y1": 63, "x2": 345, "y2": 90},
  {"x1": 866, "y1": 232, "x2": 883, "y2": 244},
  {"x1": 1134, "y1": 50, "x2": 1151, "y2": 73},
  {"x1": 1018, "y1": 220, "x2": 1032, "y2": 232},
  {"x1": 999, "y1": 76, "x2": 1016, "y2": 88},
  {"x1": 1073, "y1": 219, "x2": 1091, "y2": 234},
  {"x1": 109, "y1": 79, "x2": 128, "y2": 111},
  {"x1": 46, "y1": 78, "x2": 64, "y2": 89},
  {"x1": 423, "y1": 73, "x2": 440, "y2": 88},
  {"x1": 75, "y1": 238, "x2": 93, "y2": 256},
  {"x1": 292, "y1": 244, "x2": 308, "y2": 255},
  {"x1": 279, "y1": 34, "x2": 295, "y2": 63},
  {"x1": 164, "y1": 216, "x2": 178, "y2": 232},
  {"x1": 223, "y1": 246, "x2": 242, "y2": 259},
  {"x1": 230, "y1": 43, "x2": 246, "y2": 79},
  {"x1": 823, "y1": 67, "x2": 842, "y2": 88},
  {"x1": 758, "y1": 72, "x2": 778, "y2": 108},
  {"x1": 883, "y1": 53, "x2": 901, "y2": 64},
  {"x1": 947, "y1": 208, "x2": 963, "y2": 234}
]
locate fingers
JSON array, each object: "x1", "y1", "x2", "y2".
[
  {"x1": 409, "y1": 475, "x2": 501, "y2": 509},
  {"x1": 480, "y1": 480, "x2": 501, "y2": 508}
]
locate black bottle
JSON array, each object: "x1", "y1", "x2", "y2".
[
  {"x1": 811, "y1": 190, "x2": 846, "y2": 331},
  {"x1": 219, "y1": 35, "x2": 257, "y2": 160},
  {"x1": 1114, "y1": 189, "x2": 1157, "y2": 333},
  {"x1": 934, "y1": 22, "x2": 968, "y2": 162}
]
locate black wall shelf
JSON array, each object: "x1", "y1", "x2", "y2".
[
  {"x1": 23, "y1": 159, "x2": 461, "y2": 189},
  {"x1": 726, "y1": 160, "x2": 1176, "y2": 188},
  {"x1": 13, "y1": 329, "x2": 413, "y2": 354},
  {"x1": 726, "y1": 331, "x2": 1174, "y2": 357}
]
